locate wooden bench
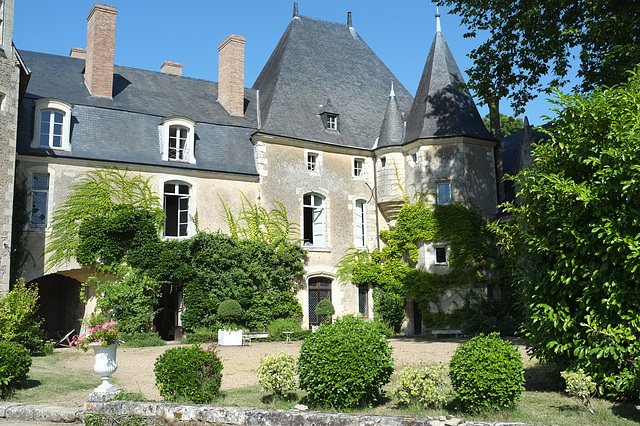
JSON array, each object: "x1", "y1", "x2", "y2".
[
  {"x1": 429, "y1": 328, "x2": 462, "y2": 338},
  {"x1": 242, "y1": 332, "x2": 269, "y2": 346}
]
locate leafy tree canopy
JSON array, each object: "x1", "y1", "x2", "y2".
[
  {"x1": 483, "y1": 113, "x2": 524, "y2": 137},
  {"x1": 499, "y1": 70, "x2": 640, "y2": 400},
  {"x1": 439, "y1": 0, "x2": 640, "y2": 112}
]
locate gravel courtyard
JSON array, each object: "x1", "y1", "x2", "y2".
[{"x1": 51, "y1": 337, "x2": 532, "y2": 407}]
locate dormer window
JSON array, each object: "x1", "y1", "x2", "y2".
[
  {"x1": 31, "y1": 99, "x2": 73, "y2": 151},
  {"x1": 326, "y1": 114, "x2": 338, "y2": 130},
  {"x1": 161, "y1": 117, "x2": 196, "y2": 164},
  {"x1": 319, "y1": 99, "x2": 339, "y2": 132}
]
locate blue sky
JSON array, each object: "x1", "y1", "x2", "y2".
[{"x1": 14, "y1": 1, "x2": 567, "y2": 125}]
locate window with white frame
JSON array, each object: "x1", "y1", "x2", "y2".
[
  {"x1": 32, "y1": 99, "x2": 73, "y2": 151},
  {"x1": 353, "y1": 158, "x2": 364, "y2": 177},
  {"x1": 161, "y1": 117, "x2": 196, "y2": 164},
  {"x1": 355, "y1": 199, "x2": 366, "y2": 247},
  {"x1": 303, "y1": 193, "x2": 325, "y2": 247},
  {"x1": 435, "y1": 246, "x2": 448, "y2": 265},
  {"x1": 437, "y1": 182, "x2": 451, "y2": 205},
  {"x1": 307, "y1": 152, "x2": 319, "y2": 172},
  {"x1": 164, "y1": 181, "x2": 191, "y2": 237},
  {"x1": 31, "y1": 173, "x2": 49, "y2": 226},
  {"x1": 326, "y1": 114, "x2": 338, "y2": 130}
]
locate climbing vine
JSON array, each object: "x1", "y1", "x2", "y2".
[{"x1": 338, "y1": 201, "x2": 497, "y2": 332}]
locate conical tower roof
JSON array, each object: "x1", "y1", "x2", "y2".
[
  {"x1": 377, "y1": 84, "x2": 405, "y2": 147},
  {"x1": 404, "y1": 14, "x2": 493, "y2": 142}
]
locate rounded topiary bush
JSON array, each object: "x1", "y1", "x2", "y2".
[
  {"x1": 392, "y1": 363, "x2": 448, "y2": 408},
  {"x1": 217, "y1": 299, "x2": 242, "y2": 327},
  {"x1": 0, "y1": 340, "x2": 31, "y2": 397},
  {"x1": 298, "y1": 315, "x2": 394, "y2": 408},
  {"x1": 449, "y1": 332, "x2": 524, "y2": 412},
  {"x1": 257, "y1": 352, "x2": 297, "y2": 396},
  {"x1": 154, "y1": 345, "x2": 223, "y2": 403}
]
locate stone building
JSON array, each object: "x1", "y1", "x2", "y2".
[
  {"x1": 8, "y1": 3, "x2": 496, "y2": 337},
  {"x1": 0, "y1": 0, "x2": 29, "y2": 294}
]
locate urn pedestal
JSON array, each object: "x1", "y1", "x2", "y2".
[{"x1": 90, "y1": 343, "x2": 120, "y2": 393}]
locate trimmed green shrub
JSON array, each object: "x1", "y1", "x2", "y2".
[
  {"x1": 449, "y1": 332, "x2": 524, "y2": 412},
  {"x1": 154, "y1": 345, "x2": 223, "y2": 403},
  {"x1": 315, "y1": 299, "x2": 334, "y2": 324},
  {"x1": 217, "y1": 299, "x2": 242, "y2": 328},
  {"x1": 120, "y1": 332, "x2": 165, "y2": 347},
  {"x1": 181, "y1": 327, "x2": 218, "y2": 344},
  {"x1": 267, "y1": 317, "x2": 302, "y2": 341},
  {"x1": 392, "y1": 364, "x2": 448, "y2": 408},
  {"x1": 0, "y1": 279, "x2": 45, "y2": 354},
  {"x1": 369, "y1": 320, "x2": 394, "y2": 338},
  {"x1": 0, "y1": 340, "x2": 32, "y2": 398},
  {"x1": 298, "y1": 315, "x2": 394, "y2": 408},
  {"x1": 257, "y1": 352, "x2": 297, "y2": 396}
]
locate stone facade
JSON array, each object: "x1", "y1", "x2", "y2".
[
  {"x1": 9, "y1": 3, "x2": 498, "y2": 337},
  {"x1": 0, "y1": 0, "x2": 18, "y2": 294}
]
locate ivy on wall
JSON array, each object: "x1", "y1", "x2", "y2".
[
  {"x1": 45, "y1": 170, "x2": 305, "y2": 334},
  {"x1": 338, "y1": 201, "x2": 497, "y2": 332}
]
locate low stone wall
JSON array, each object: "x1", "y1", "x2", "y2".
[{"x1": 0, "y1": 401, "x2": 547, "y2": 425}]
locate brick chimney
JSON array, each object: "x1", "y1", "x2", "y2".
[
  {"x1": 161, "y1": 61, "x2": 183, "y2": 76},
  {"x1": 69, "y1": 47, "x2": 86, "y2": 59},
  {"x1": 85, "y1": 3, "x2": 117, "y2": 98},
  {"x1": 218, "y1": 34, "x2": 245, "y2": 117}
]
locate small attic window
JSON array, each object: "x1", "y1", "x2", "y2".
[
  {"x1": 326, "y1": 114, "x2": 338, "y2": 130},
  {"x1": 320, "y1": 112, "x2": 339, "y2": 131},
  {"x1": 319, "y1": 99, "x2": 339, "y2": 132}
]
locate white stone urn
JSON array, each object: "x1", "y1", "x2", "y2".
[{"x1": 90, "y1": 342, "x2": 120, "y2": 393}]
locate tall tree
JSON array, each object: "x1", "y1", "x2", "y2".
[
  {"x1": 497, "y1": 70, "x2": 640, "y2": 400},
  {"x1": 483, "y1": 113, "x2": 524, "y2": 137},
  {"x1": 439, "y1": 0, "x2": 640, "y2": 113}
]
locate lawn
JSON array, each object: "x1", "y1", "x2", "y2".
[{"x1": 10, "y1": 340, "x2": 640, "y2": 426}]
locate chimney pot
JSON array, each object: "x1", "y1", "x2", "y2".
[
  {"x1": 70, "y1": 47, "x2": 86, "y2": 59},
  {"x1": 161, "y1": 61, "x2": 183, "y2": 76},
  {"x1": 85, "y1": 3, "x2": 118, "y2": 98},
  {"x1": 218, "y1": 34, "x2": 245, "y2": 117}
]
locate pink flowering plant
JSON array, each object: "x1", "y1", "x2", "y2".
[{"x1": 72, "y1": 315, "x2": 122, "y2": 351}]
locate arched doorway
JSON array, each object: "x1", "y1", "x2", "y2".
[
  {"x1": 32, "y1": 274, "x2": 83, "y2": 340},
  {"x1": 308, "y1": 276, "x2": 332, "y2": 328}
]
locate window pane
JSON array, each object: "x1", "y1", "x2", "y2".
[
  {"x1": 435, "y1": 247, "x2": 447, "y2": 263},
  {"x1": 53, "y1": 111, "x2": 64, "y2": 123},
  {"x1": 358, "y1": 287, "x2": 367, "y2": 315},
  {"x1": 31, "y1": 191, "x2": 47, "y2": 225},
  {"x1": 303, "y1": 194, "x2": 311, "y2": 205},
  {"x1": 164, "y1": 183, "x2": 175, "y2": 194},
  {"x1": 33, "y1": 173, "x2": 49, "y2": 189},
  {"x1": 178, "y1": 185, "x2": 189, "y2": 195},
  {"x1": 52, "y1": 136, "x2": 62, "y2": 148},
  {"x1": 437, "y1": 183, "x2": 451, "y2": 204}
]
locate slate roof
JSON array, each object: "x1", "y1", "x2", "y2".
[
  {"x1": 253, "y1": 15, "x2": 414, "y2": 149},
  {"x1": 377, "y1": 85, "x2": 405, "y2": 148},
  {"x1": 404, "y1": 29, "x2": 493, "y2": 143},
  {"x1": 17, "y1": 50, "x2": 259, "y2": 177}
]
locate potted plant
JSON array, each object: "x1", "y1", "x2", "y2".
[
  {"x1": 72, "y1": 315, "x2": 123, "y2": 394},
  {"x1": 217, "y1": 299, "x2": 243, "y2": 346},
  {"x1": 315, "y1": 299, "x2": 335, "y2": 325}
]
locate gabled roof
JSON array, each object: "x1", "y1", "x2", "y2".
[
  {"x1": 253, "y1": 14, "x2": 413, "y2": 149},
  {"x1": 404, "y1": 28, "x2": 493, "y2": 143},
  {"x1": 17, "y1": 50, "x2": 259, "y2": 177}
]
